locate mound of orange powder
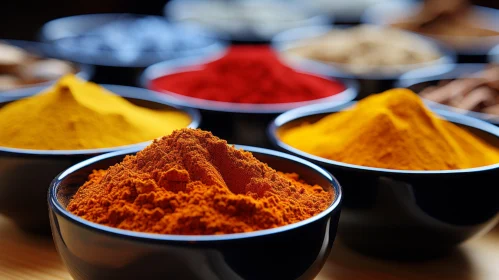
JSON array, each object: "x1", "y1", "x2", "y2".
[{"x1": 67, "y1": 129, "x2": 333, "y2": 235}]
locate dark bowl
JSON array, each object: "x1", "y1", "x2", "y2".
[
  {"x1": 39, "y1": 13, "x2": 226, "y2": 85},
  {"x1": 0, "y1": 39, "x2": 94, "y2": 91},
  {"x1": 272, "y1": 24, "x2": 456, "y2": 99},
  {"x1": 140, "y1": 53, "x2": 357, "y2": 147},
  {"x1": 49, "y1": 145, "x2": 342, "y2": 280},
  {"x1": 397, "y1": 63, "x2": 499, "y2": 125},
  {"x1": 0, "y1": 85, "x2": 200, "y2": 233},
  {"x1": 164, "y1": 0, "x2": 330, "y2": 44},
  {"x1": 488, "y1": 44, "x2": 499, "y2": 63},
  {"x1": 362, "y1": 1, "x2": 499, "y2": 63},
  {"x1": 268, "y1": 102, "x2": 499, "y2": 259}
]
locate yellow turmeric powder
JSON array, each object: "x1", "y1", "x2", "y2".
[
  {"x1": 0, "y1": 74, "x2": 192, "y2": 150},
  {"x1": 280, "y1": 89, "x2": 499, "y2": 170}
]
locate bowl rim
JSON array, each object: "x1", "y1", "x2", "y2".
[
  {"x1": 397, "y1": 63, "x2": 499, "y2": 125},
  {"x1": 38, "y1": 13, "x2": 226, "y2": 67},
  {"x1": 268, "y1": 101, "x2": 499, "y2": 175},
  {"x1": 271, "y1": 24, "x2": 457, "y2": 80},
  {"x1": 163, "y1": 0, "x2": 331, "y2": 43},
  {"x1": 361, "y1": 2, "x2": 499, "y2": 54},
  {"x1": 140, "y1": 52, "x2": 358, "y2": 114},
  {"x1": 0, "y1": 84, "x2": 201, "y2": 156},
  {"x1": 49, "y1": 145, "x2": 342, "y2": 242}
]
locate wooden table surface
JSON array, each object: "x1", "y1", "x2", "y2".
[{"x1": 1, "y1": 215, "x2": 498, "y2": 280}]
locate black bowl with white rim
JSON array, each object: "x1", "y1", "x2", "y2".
[
  {"x1": 0, "y1": 85, "x2": 200, "y2": 233},
  {"x1": 272, "y1": 24, "x2": 456, "y2": 99},
  {"x1": 49, "y1": 145, "x2": 342, "y2": 280},
  {"x1": 140, "y1": 53, "x2": 357, "y2": 147},
  {"x1": 39, "y1": 14, "x2": 226, "y2": 85},
  {"x1": 362, "y1": 1, "x2": 499, "y2": 63},
  {"x1": 397, "y1": 63, "x2": 499, "y2": 125},
  {"x1": 268, "y1": 102, "x2": 499, "y2": 259}
]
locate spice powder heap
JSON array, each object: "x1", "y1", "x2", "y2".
[
  {"x1": 150, "y1": 46, "x2": 346, "y2": 104},
  {"x1": 67, "y1": 129, "x2": 333, "y2": 235},
  {"x1": 280, "y1": 89, "x2": 499, "y2": 170},
  {"x1": 0, "y1": 74, "x2": 192, "y2": 150}
]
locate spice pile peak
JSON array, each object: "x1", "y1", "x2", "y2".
[
  {"x1": 280, "y1": 88, "x2": 499, "y2": 170},
  {"x1": 0, "y1": 74, "x2": 191, "y2": 150},
  {"x1": 68, "y1": 129, "x2": 333, "y2": 235}
]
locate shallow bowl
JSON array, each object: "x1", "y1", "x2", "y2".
[
  {"x1": 362, "y1": 1, "x2": 499, "y2": 63},
  {"x1": 49, "y1": 145, "x2": 342, "y2": 280},
  {"x1": 272, "y1": 24, "x2": 455, "y2": 98},
  {"x1": 268, "y1": 102, "x2": 499, "y2": 258},
  {"x1": 141, "y1": 53, "x2": 357, "y2": 147},
  {"x1": 397, "y1": 63, "x2": 499, "y2": 125},
  {"x1": 0, "y1": 85, "x2": 200, "y2": 233}
]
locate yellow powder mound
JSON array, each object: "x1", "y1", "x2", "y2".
[
  {"x1": 0, "y1": 75, "x2": 192, "y2": 150},
  {"x1": 280, "y1": 89, "x2": 499, "y2": 170}
]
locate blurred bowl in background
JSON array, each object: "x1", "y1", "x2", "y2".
[
  {"x1": 362, "y1": 1, "x2": 499, "y2": 63},
  {"x1": 0, "y1": 85, "x2": 200, "y2": 233},
  {"x1": 49, "y1": 145, "x2": 342, "y2": 280},
  {"x1": 0, "y1": 40, "x2": 93, "y2": 91},
  {"x1": 164, "y1": 0, "x2": 329, "y2": 43},
  {"x1": 39, "y1": 14, "x2": 226, "y2": 85},
  {"x1": 489, "y1": 44, "x2": 499, "y2": 63},
  {"x1": 272, "y1": 24, "x2": 455, "y2": 98},
  {"x1": 398, "y1": 63, "x2": 499, "y2": 125},
  {"x1": 140, "y1": 54, "x2": 358, "y2": 147},
  {"x1": 268, "y1": 102, "x2": 499, "y2": 258}
]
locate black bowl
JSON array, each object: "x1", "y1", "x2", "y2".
[
  {"x1": 272, "y1": 24, "x2": 456, "y2": 99},
  {"x1": 49, "y1": 145, "x2": 342, "y2": 280},
  {"x1": 140, "y1": 54, "x2": 357, "y2": 147},
  {"x1": 268, "y1": 102, "x2": 499, "y2": 258},
  {"x1": 362, "y1": 1, "x2": 499, "y2": 63},
  {"x1": 39, "y1": 14, "x2": 226, "y2": 85},
  {"x1": 0, "y1": 85, "x2": 200, "y2": 233},
  {"x1": 397, "y1": 63, "x2": 499, "y2": 125},
  {"x1": 0, "y1": 39, "x2": 94, "y2": 91}
]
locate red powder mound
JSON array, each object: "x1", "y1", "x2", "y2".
[{"x1": 149, "y1": 46, "x2": 346, "y2": 104}]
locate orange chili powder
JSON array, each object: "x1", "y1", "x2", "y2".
[{"x1": 67, "y1": 129, "x2": 333, "y2": 235}]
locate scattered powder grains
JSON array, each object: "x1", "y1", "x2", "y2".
[
  {"x1": 67, "y1": 129, "x2": 333, "y2": 235},
  {"x1": 0, "y1": 75, "x2": 191, "y2": 150},
  {"x1": 280, "y1": 89, "x2": 499, "y2": 170}
]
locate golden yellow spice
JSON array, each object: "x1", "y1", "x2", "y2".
[
  {"x1": 0, "y1": 75, "x2": 191, "y2": 150},
  {"x1": 280, "y1": 89, "x2": 499, "y2": 170}
]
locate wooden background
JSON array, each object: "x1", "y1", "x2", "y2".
[{"x1": 1, "y1": 215, "x2": 498, "y2": 280}]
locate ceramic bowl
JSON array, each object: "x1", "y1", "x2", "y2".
[
  {"x1": 140, "y1": 53, "x2": 357, "y2": 147},
  {"x1": 272, "y1": 25, "x2": 455, "y2": 98},
  {"x1": 397, "y1": 63, "x2": 499, "y2": 125},
  {"x1": 0, "y1": 39, "x2": 94, "y2": 91},
  {"x1": 39, "y1": 14, "x2": 225, "y2": 85},
  {"x1": 49, "y1": 145, "x2": 342, "y2": 280},
  {"x1": 488, "y1": 44, "x2": 499, "y2": 63},
  {"x1": 362, "y1": 1, "x2": 499, "y2": 63},
  {"x1": 0, "y1": 85, "x2": 200, "y2": 233},
  {"x1": 268, "y1": 102, "x2": 499, "y2": 258}
]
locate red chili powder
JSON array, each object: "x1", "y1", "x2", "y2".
[{"x1": 149, "y1": 46, "x2": 346, "y2": 104}]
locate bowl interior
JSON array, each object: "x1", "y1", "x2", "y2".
[
  {"x1": 51, "y1": 145, "x2": 341, "y2": 240},
  {"x1": 0, "y1": 84, "x2": 200, "y2": 155},
  {"x1": 272, "y1": 104, "x2": 499, "y2": 174}
]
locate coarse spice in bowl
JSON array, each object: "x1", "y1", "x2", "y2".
[
  {"x1": 0, "y1": 76, "x2": 200, "y2": 233},
  {"x1": 398, "y1": 63, "x2": 499, "y2": 125},
  {"x1": 49, "y1": 129, "x2": 342, "y2": 280},
  {"x1": 142, "y1": 45, "x2": 357, "y2": 146},
  {"x1": 272, "y1": 24, "x2": 455, "y2": 98},
  {"x1": 269, "y1": 88, "x2": 499, "y2": 258}
]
